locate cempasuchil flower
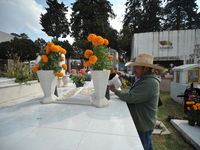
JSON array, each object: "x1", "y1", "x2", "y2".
[
  {"x1": 92, "y1": 36, "x2": 104, "y2": 46},
  {"x1": 55, "y1": 72, "x2": 64, "y2": 77},
  {"x1": 41, "y1": 55, "x2": 48, "y2": 63},
  {"x1": 87, "y1": 34, "x2": 97, "y2": 42},
  {"x1": 103, "y1": 39, "x2": 109, "y2": 46},
  {"x1": 84, "y1": 50, "x2": 93, "y2": 58},
  {"x1": 47, "y1": 42, "x2": 54, "y2": 47},
  {"x1": 32, "y1": 65, "x2": 39, "y2": 72},
  {"x1": 51, "y1": 45, "x2": 60, "y2": 52},
  {"x1": 60, "y1": 48, "x2": 67, "y2": 54},
  {"x1": 45, "y1": 46, "x2": 51, "y2": 54},
  {"x1": 83, "y1": 61, "x2": 90, "y2": 67},
  {"x1": 62, "y1": 64, "x2": 67, "y2": 70},
  {"x1": 108, "y1": 55, "x2": 114, "y2": 60},
  {"x1": 89, "y1": 55, "x2": 98, "y2": 64}
]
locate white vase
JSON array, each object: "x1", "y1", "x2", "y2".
[
  {"x1": 108, "y1": 74, "x2": 122, "y2": 89},
  {"x1": 57, "y1": 77, "x2": 63, "y2": 87},
  {"x1": 37, "y1": 70, "x2": 57, "y2": 104},
  {"x1": 91, "y1": 70, "x2": 110, "y2": 108},
  {"x1": 62, "y1": 75, "x2": 69, "y2": 87}
]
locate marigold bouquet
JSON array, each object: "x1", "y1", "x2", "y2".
[
  {"x1": 32, "y1": 42, "x2": 67, "y2": 77},
  {"x1": 186, "y1": 90, "x2": 200, "y2": 121},
  {"x1": 83, "y1": 34, "x2": 114, "y2": 70}
]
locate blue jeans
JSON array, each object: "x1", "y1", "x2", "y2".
[{"x1": 138, "y1": 129, "x2": 154, "y2": 150}]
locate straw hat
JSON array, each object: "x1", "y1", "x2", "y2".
[{"x1": 125, "y1": 53, "x2": 164, "y2": 70}]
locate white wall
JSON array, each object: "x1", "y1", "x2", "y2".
[
  {"x1": 132, "y1": 29, "x2": 200, "y2": 61},
  {"x1": 0, "y1": 31, "x2": 14, "y2": 43}
]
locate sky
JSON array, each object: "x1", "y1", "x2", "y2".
[
  {"x1": 0, "y1": 0, "x2": 199, "y2": 45},
  {"x1": 0, "y1": 0, "x2": 126, "y2": 44}
]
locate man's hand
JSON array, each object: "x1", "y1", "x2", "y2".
[
  {"x1": 115, "y1": 70, "x2": 124, "y2": 77},
  {"x1": 109, "y1": 84, "x2": 117, "y2": 92}
]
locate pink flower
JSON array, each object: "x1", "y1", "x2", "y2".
[
  {"x1": 79, "y1": 69, "x2": 86, "y2": 73},
  {"x1": 71, "y1": 69, "x2": 76, "y2": 72},
  {"x1": 77, "y1": 73, "x2": 83, "y2": 77},
  {"x1": 188, "y1": 95, "x2": 196, "y2": 100}
]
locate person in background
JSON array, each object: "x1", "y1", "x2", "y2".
[{"x1": 109, "y1": 53, "x2": 164, "y2": 150}]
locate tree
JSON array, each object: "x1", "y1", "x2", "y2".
[
  {"x1": 70, "y1": 0, "x2": 116, "y2": 41},
  {"x1": 0, "y1": 38, "x2": 40, "y2": 61},
  {"x1": 10, "y1": 33, "x2": 29, "y2": 39},
  {"x1": 118, "y1": 26, "x2": 132, "y2": 61},
  {"x1": 34, "y1": 38, "x2": 46, "y2": 53},
  {"x1": 162, "y1": 0, "x2": 199, "y2": 30},
  {"x1": 123, "y1": 0, "x2": 162, "y2": 33},
  {"x1": 40, "y1": 0, "x2": 70, "y2": 41}
]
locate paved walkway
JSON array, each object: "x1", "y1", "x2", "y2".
[{"x1": 171, "y1": 119, "x2": 200, "y2": 150}]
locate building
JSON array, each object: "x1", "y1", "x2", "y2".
[
  {"x1": 131, "y1": 29, "x2": 200, "y2": 68},
  {"x1": 0, "y1": 31, "x2": 15, "y2": 43}
]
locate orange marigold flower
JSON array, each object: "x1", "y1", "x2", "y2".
[
  {"x1": 92, "y1": 36, "x2": 104, "y2": 46},
  {"x1": 45, "y1": 46, "x2": 51, "y2": 54},
  {"x1": 61, "y1": 57, "x2": 64, "y2": 61},
  {"x1": 108, "y1": 55, "x2": 114, "y2": 60},
  {"x1": 87, "y1": 34, "x2": 97, "y2": 42},
  {"x1": 154, "y1": 70, "x2": 159, "y2": 74},
  {"x1": 196, "y1": 103, "x2": 200, "y2": 106},
  {"x1": 84, "y1": 49, "x2": 93, "y2": 58},
  {"x1": 83, "y1": 61, "x2": 90, "y2": 67},
  {"x1": 62, "y1": 64, "x2": 67, "y2": 70},
  {"x1": 41, "y1": 55, "x2": 48, "y2": 63},
  {"x1": 51, "y1": 45, "x2": 60, "y2": 52},
  {"x1": 103, "y1": 39, "x2": 109, "y2": 46},
  {"x1": 55, "y1": 72, "x2": 64, "y2": 77},
  {"x1": 60, "y1": 48, "x2": 67, "y2": 54},
  {"x1": 47, "y1": 42, "x2": 54, "y2": 47},
  {"x1": 110, "y1": 69, "x2": 115, "y2": 74},
  {"x1": 193, "y1": 105, "x2": 198, "y2": 110},
  {"x1": 186, "y1": 101, "x2": 191, "y2": 105},
  {"x1": 89, "y1": 55, "x2": 98, "y2": 64},
  {"x1": 187, "y1": 107, "x2": 191, "y2": 110},
  {"x1": 32, "y1": 65, "x2": 39, "y2": 72}
]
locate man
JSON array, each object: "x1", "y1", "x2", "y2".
[{"x1": 110, "y1": 53, "x2": 163, "y2": 150}]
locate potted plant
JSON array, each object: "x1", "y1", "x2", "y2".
[
  {"x1": 186, "y1": 89, "x2": 200, "y2": 126},
  {"x1": 32, "y1": 42, "x2": 67, "y2": 104},
  {"x1": 83, "y1": 34, "x2": 114, "y2": 107},
  {"x1": 71, "y1": 71, "x2": 86, "y2": 88}
]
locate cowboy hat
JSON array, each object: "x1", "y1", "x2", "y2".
[{"x1": 125, "y1": 53, "x2": 164, "y2": 70}]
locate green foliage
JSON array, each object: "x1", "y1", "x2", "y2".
[
  {"x1": 118, "y1": 26, "x2": 132, "y2": 61},
  {"x1": 162, "y1": 0, "x2": 199, "y2": 30},
  {"x1": 34, "y1": 38, "x2": 47, "y2": 53},
  {"x1": 40, "y1": 0, "x2": 70, "y2": 41},
  {"x1": 0, "y1": 37, "x2": 40, "y2": 61},
  {"x1": 1, "y1": 54, "x2": 38, "y2": 84},
  {"x1": 90, "y1": 45, "x2": 113, "y2": 70},
  {"x1": 71, "y1": 74, "x2": 86, "y2": 84},
  {"x1": 39, "y1": 51, "x2": 62, "y2": 74},
  {"x1": 124, "y1": 0, "x2": 162, "y2": 33},
  {"x1": 123, "y1": 0, "x2": 200, "y2": 32},
  {"x1": 70, "y1": 0, "x2": 116, "y2": 41}
]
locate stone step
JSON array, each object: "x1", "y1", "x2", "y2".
[{"x1": 0, "y1": 78, "x2": 16, "y2": 86}]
